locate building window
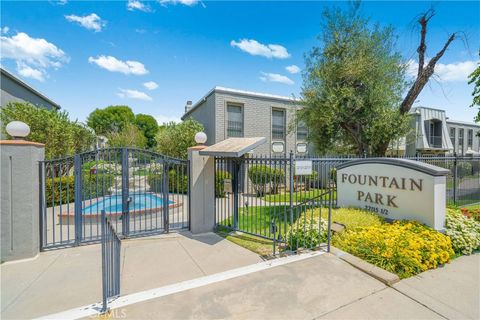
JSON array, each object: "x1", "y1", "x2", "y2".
[
  {"x1": 450, "y1": 127, "x2": 455, "y2": 146},
  {"x1": 297, "y1": 120, "x2": 308, "y2": 141},
  {"x1": 227, "y1": 104, "x2": 243, "y2": 137},
  {"x1": 467, "y1": 129, "x2": 473, "y2": 149},
  {"x1": 272, "y1": 109, "x2": 286, "y2": 140},
  {"x1": 458, "y1": 129, "x2": 464, "y2": 154}
]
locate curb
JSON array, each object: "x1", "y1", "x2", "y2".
[{"x1": 330, "y1": 246, "x2": 400, "y2": 285}]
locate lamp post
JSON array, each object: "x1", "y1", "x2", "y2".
[
  {"x1": 5, "y1": 121, "x2": 30, "y2": 140},
  {"x1": 194, "y1": 131, "x2": 207, "y2": 145}
]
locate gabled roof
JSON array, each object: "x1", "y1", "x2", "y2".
[
  {"x1": 1, "y1": 67, "x2": 61, "y2": 110},
  {"x1": 182, "y1": 86, "x2": 302, "y2": 119}
]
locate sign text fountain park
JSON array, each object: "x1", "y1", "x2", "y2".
[{"x1": 336, "y1": 158, "x2": 450, "y2": 231}]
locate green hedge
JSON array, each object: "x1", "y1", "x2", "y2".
[
  {"x1": 147, "y1": 170, "x2": 188, "y2": 194},
  {"x1": 45, "y1": 173, "x2": 115, "y2": 206},
  {"x1": 247, "y1": 165, "x2": 285, "y2": 196}
]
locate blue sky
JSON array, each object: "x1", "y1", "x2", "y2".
[{"x1": 1, "y1": 0, "x2": 479, "y2": 124}]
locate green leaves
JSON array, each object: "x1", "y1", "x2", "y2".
[
  {"x1": 301, "y1": 4, "x2": 409, "y2": 155},
  {"x1": 155, "y1": 119, "x2": 204, "y2": 159},
  {"x1": 0, "y1": 102, "x2": 95, "y2": 159}
]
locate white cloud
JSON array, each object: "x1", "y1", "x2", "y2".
[
  {"x1": 127, "y1": 0, "x2": 151, "y2": 12},
  {"x1": 1, "y1": 26, "x2": 9, "y2": 34},
  {"x1": 88, "y1": 55, "x2": 148, "y2": 75},
  {"x1": 155, "y1": 114, "x2": 181, "y2": 124},
  {"x1": 117, "y1": 88, "x2": 152, "y2": 101},
  {"x1": 406, "y1": 59, "x2": 477, "y2": 82},
  {"x1": 1, "y1": 31, "x2": 68, "y2": 81},
  {"x1": 65, "y1": 13, "x2": 106, "y2": 32},
  {"x1": 17, "y1": 63, "x2": 45, "y2": 81},
  {"x1": 143, "y1": 81, "x2": 158, "y2": 90},
  {"x1": 285, "y1": 65, "x2": 300, "y2": 74},
  {"x1": 230, "y1": 39, "x2": 290, "y2": 59},
  {"x1": 158, "y1": 0, "x2": 199, "y2": 6},
  {"x1": 259, "y1": 72, "x2": 294, "y2": 85}
]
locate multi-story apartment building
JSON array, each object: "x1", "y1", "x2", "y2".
[
  {"x1": 181, "y1": 86, "x2": 307, "y2": 155},
  {"x1": 0, "y1": 68, "x2": 60, "y2": 110},
  {"x1": 183, "y1": 87, "x2": 480, "y2": 156},
  {"x1": 405, "y1": 107, "x2": 480, "y2": 156}
]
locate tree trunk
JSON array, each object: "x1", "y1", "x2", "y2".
[{"x1": 400, "y1": 10, "x2": 456, "y2": 115}]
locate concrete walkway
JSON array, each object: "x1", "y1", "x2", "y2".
[
  {"x1": 103, "y1": 253, "x2": 479, "y2": 320},
  {"x1": 0, "y1": 232, "x2": 262, "y2": 320}
]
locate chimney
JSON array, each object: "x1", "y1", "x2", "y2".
[{"x1": 185, "y1": 101, "x2": 193, "y2": 114}]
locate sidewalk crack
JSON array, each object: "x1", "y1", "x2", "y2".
[{"x1": 177, "y1": 240, "x2": 207, "y2": 276}]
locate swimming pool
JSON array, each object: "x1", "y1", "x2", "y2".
[{"x1": 82, "y1": 193, "x2": 173, "y2": 215}]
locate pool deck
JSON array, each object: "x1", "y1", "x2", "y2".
[{"x1": 0, "y1": 232, "x2": 263, "y2": 320}]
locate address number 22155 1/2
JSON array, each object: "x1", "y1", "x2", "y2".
[{"x1": 364, "y1": 205, "x2": 389, "y2": 216}]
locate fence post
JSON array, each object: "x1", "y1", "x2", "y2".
[
  {"x1": 74, "y1": 154, "x2": 82, "y2": 246},
  {"x1": 101, "y1": 209, "x2": 108, "y2": 313},
  {"x1": 289, "y1": 151, "x2": 294, "y2": 225},
  {"x1": 233, "y1": 160, "x2": 240, "y2": 230},
  {"x1": 163, "y1": 159, "x2": 170, "y2": 232},
  {"x1": 121, "y1": 148, "x2": 130, "y2": 237},
  {"x1": 327, "y1": 188, "x2": 332, "y2": 253},
  {"x1": 453, "y1": 152, "x2": 458, "y2": 205}
]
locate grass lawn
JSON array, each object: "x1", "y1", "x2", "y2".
[
  {"x1": 217, "y1": 206, "x2": 385, "y2": 257},
  {"x1": 215, "y1": 226, "x2": 274, "y2": 258},
  {"x1": 262, "y1": 188, "x2": 336, "y2": 203},
  {"x1": 220, "y1": 205, "x2": 293, "y2": 239}
]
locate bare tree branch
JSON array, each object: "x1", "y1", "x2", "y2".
[{"x1": 400, "y1": 9, "x2": 456, "y2": 115}]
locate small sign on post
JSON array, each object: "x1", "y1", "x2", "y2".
[
  {"x1": 223, "y1": 178, "x2": 232, "y2": 194},
  {"x1": 295, "y1": 160, "x2": 313, "y2": 175}
]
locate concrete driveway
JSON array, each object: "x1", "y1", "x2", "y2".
[
  {"x1": 101, "y1": 253, "x2": 479, "y2": 320},
  {"x1": 105, "y1": 253, "x2": 438, "y2": 320},
  {"x1": 0, "y1": 232, "x2": 262, "y2": 320}
]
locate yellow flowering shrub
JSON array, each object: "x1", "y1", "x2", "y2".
[{"x1": 333, "y1": 221, "x2": 455, "y2": 278}]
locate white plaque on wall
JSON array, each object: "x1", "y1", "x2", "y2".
[
  {"x1": 295, "y1": 160, "x2": 313, "y2": 175},
  {"x1": 336, "y1": 158, "x2": 449, "y2": 231}
]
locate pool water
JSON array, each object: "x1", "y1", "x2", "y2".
[{"x1": 82, "y1": 193, "x2": 172, "y2": 214}]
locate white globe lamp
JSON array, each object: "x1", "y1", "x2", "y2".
[
  {"x1": 6, "y1": 121, "x2": 30, "y2": 140},
  {"x1": 194, "y1": 132, "x2": 207, "y2": 145}
]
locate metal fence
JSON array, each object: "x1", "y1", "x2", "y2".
[
  {"x1": 297, "y1": 154, "x2": 480, "y2": 207},
  {"x1": 40, "y1": 147, "x2": 190, "y2": 250},
  {"x1": 101, "y1": 210, "x2": 121, "y2": 313},
  {"x1": 214, "y1": 153, "x2": 479, "y2": 256},
  {"x1": 215, "y1": 154, "x2": 333, "y2": 256}
]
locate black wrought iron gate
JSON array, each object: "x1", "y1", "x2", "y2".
[
  {"x1": 214, "y1": 154, "x2": 333, "y2": 256},
  {"x1": 39, "y1": 148, "x2": 190, "y2": 250}
]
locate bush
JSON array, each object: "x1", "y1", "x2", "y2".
[
  {"x1": 215, "y1": 170, "x2": 232, "y2": 197},
  {"x1": 293, "y1": 171, "x2": 318, "y2": 191},
  {"x1": 319, "y1": 207, "x2": 384, "y2": 230},
  {"x1": 1, "y1": 102, "x2": 95, "y2": 159},
  {"x1": 333, "y1": 221, "x2": 455, "y2": 278},
  {"x1": 147, "y1": 170, "x2": 188, "y2": 194},
  {"x1": 45, "y1": 176, "x2": 75, "y2": 206},
  {"x1": 82, "y1": 160, "x2": 118, "y2": 175},
  {"x1": 446, "y1": 161, "x2": 473, "y2": 178},
  {"x1": 286, "y1": 218, "x2": 328, "y2": 250},
  {"x1": 445, "y1": 208, "x2": 480, "y2": 255},
  {"x1": 45, "y1": 173, "x2": 115, "y2": 206},
  {"x1": 248, "y1": 165, "x2": 285, "y2": 196}
]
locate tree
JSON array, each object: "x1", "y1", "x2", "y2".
[
  {"x1": 86, "y1": 105, "x2": 135, "y2": 135},
  {"x1": 106, "y1": 123, "x2": 147, "y2": 148},
  {"x1": 400, "y1": 9, "x2": 457, "y2": 115},
  {"x1": 0, "y1": 102, "x2": 95, "y2": 159},
  {"x1": 301, "y1": 4, "x2": 409, "y2": 156},
  {"x1": 135, "y1": 114, "x2": 158, "y2": 148},
  {"x1": 468, "y1": 52, "x2": 480, "y2": 126},
  {"x1": 155, "y1": 119, "x2": 204, "y2": 159}
]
